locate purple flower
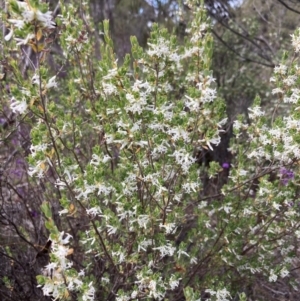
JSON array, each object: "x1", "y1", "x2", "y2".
[
  {"x1": 16, "y1": 158, "x2": 25, "y2": 166},
  {"x1": 222, "y1": 162, "x2": 230, "y2": 169},
  {"x1": 279, "y1": 167, "x2": 294, "y2": 186},
  {"x1": 11, "y1": 137, "x2": 18, "y2": 146},
  {"x1": 30, "y1": 210, "x2": 39, "y2": 218},
  {"x1": 10, "y1": 169, "x2": 23, "y2": 178}
]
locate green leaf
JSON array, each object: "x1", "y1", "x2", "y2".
[{"x1": 41, "y1": 201, "x2": 52, "y2": 219}]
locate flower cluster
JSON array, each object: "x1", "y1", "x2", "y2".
[
  {"x1": 6, "y1": 0, "x2": 56, "y2": 45},
  {"x1": 279, "y1": 167, "x2": 294, "y2": 186}
]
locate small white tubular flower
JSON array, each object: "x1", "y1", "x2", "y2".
[
  {"x1": 274, "y1": 64, "x2": 287, "y2": 75},
  {"x1": 248, "y1": 106, "x2": 265, "y2": 118},
  {"x1": 43, "y1": 262, "x2": 58, "y2": 275},
  {"x1": 147, "y1": 37, "x2": 171, "y2": 58},
  {"x1": 4, "y1": 29, "x2": 14, "y2": 41},
  {"x1": 86, "y1": 206, "x2": 102, "y2": 217},
  {"x1": 22, "y1": 9, "x2": 35, "y2": 22},
  {"x1": 269, "y1": 269, "x2": 278, "y2": 282},
  {"x1": 153, "y1": 242, "x2": 176, "y2": 257},
  {"x1": 28, "y1": 160, "x2": 45, "y2": 178},
  {"x1": 32, "y1": 73, "x2": 41, "y2": 85},
  {"x1": 8, "y1": 19, "x2": 25, "y2": 29},
  {"x1": 272, "y1": 88, "x2": 284, "y2": 95},
  {"x1": 30, "y1": 143, "x2": 48, "y2": 157},
  {"x1": 45, "y1": 76, "x2": 57, "y2": 89},
  {"x1": 102, "y1": 82, "x2": 117, "y2": 95},
  {"x1": 125, "y1": 92, "x2": 147, "y2": 114},
  {"x1": 11, "y1": 0, "x2": 55, "y2": 29},
  {"x1": 283, "y1": 75, "x2": 297, "y2": 86},
  {"x1": 36, "y1": 10, "x2": 56, "y2": 29},
  {"x1": 82, "y1": 282, "x2": 95, "y2": 301},
  {"x1": 137, "y1": 215, "x2": 150, "y2": 229},
  {"x1": 39, "y1": 281, "x2": 57, "y2": 297},
  {"x1": 167, "y1": 127, "x2": 189, "y2": 142},
  {"x1": 291, "y1": 33, "x2": 300, "y2": 53},
  {"x1": 205, "y1": 288, "x2": 231, "y2": 301},
  {"x1": 169, "y1": 275, "x2": 181, "y2": 290},
  {"x1": 185, "y1": 95, "x2": 200, "y2": 111},
  {"x1": 206, "y1": 136, "x2": 221, "y2": 151},
  {"x1": 217, "y1": 117, "x2": 228, "y2": 127},
  {"x1": 159, "y1": 223, "x2": 177, "y2": 234},
  {"x1": 15, "y1": 33, "x2": 35, "y2": 45},
  {"x1": 58, "y1": 208, "x2": 68, "y2": 215},
  {"x1": 169, "y1": 150, "x2": 196, "y2": 174},
  {"x1": 10, "y1": 98, "x2": 27, "y2": 114},
  {"x1": 280, "y1": 268, "x2": 289, "y2": 278},
  {"x1": 107, "y1": 224, "x2": 118, "y2": 236},
  {"x1": 59, "y1": 232, "x2": 73, "y2": 245}
]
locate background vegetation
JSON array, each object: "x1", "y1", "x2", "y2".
[{"x1": 2, "y1": 0, "x2": 300, "y2": 300}]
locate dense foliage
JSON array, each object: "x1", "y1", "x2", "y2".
[{"x1": 1, "y1": 1, "x2": 300, "y2": 301}]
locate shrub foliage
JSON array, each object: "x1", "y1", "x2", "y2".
[{"x1": 1, "y1": 1, "x2": 300, "y2": 300}]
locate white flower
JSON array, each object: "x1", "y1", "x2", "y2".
[
  {"x1": 238, "y1": 170, "x2": 248, "y2": 176},
  {"x1": 169, "y1": 150, "x2": 196, "y2": 174},
  {"x1": 272, "y1": 202, "x2": 282, "y2": 211},
  {"x1": 248, "y1": 106, "x2": 265, "y2": 118},
  {"x1": 15, "y1": 33, "x2": 35, "y2": 45},
  {"x1": 167, "y1": 127, "x2": 189, "y2": 142},
  {"x1": 10, "y1": 98, "x2": 27, "y2": 114},
  {"x1": 147, "y1": 37, "x2": 171, "y2": 57},
  {"x1": 159, "y1": 223, "x2": 177, "y2": 234},
  {"x1": 169, "y1": 277, "x2": 180, "y2": 290},
  {"x1": 58, "y1": 208, "x2": 68, "y2": 215},
  {"x1": 206, "y1": 288, "x2": 231, "y2": 301},
  {"x1": 283, "y1": 75, "x2": 297, "y2": 86},
  {"x1": 30, "y1": 143, "x2": 48, "y2": 157},
  {"x1": 272, "y1": 88, "x2": 284, "y2": 95},
  {"x1": 86, "y1": 206, "x2": 101, "y2": 217},
  {"x1": 28, "y1": 161, "x2": 45, "y2": 178},
  {"x1": 190, "y1": 257, "x2": 198, "y2": 264},
  {"x1": 102, "y1": 82, "x2": 117, "y2": 95},
  {"x1": 36, "y1": 10, "x2": 56, "y2": 29},
  {"x1": 44, "y1": 262, "x2": 58, "y2": 274},
  {"x1": 233, "y1": 120, "x2": 242, "y2": 131},
  {"x1": 40, "y1": 281, "x2": 56, "y2": 297},
  {"x1": 131, "y1": 291, "x2": 138, "y2": 299},
  {"x1": 269, "y1": 269, "x2": 278, "y2": 282},
  {"x1": 46, "y1": 76, "x2": 57, "y2": 89},
  {"x1": 138, "y1": 239, "x2": 152, "y2": 252},
  {"x1": 8, "y1": 19, "x2": 25, "y2": 29},
  {"x1": 291, "y1": 33, "x2": 300, "y2": 52},
  {"x1": 200, "y1": 86, "x2": 217, "y2": 103},
  {"x1": 137, "y1": 215, "x2": 150, "y2": 229},
  {"x1": 82, "y1": 282, "x2": 95, "y2": 301},
  {"x1": 32, "y1": 74, "x2": 41, "y2": 85},
  {"x1": 274, "y1": 64, "x2": 287, "y2": 75},
  {"x1": 206, "y1": 136, "x2": 221, "y2": 151},
  {"x1": 4, "y1": 29, "x2": 13, "y2": 41},
  {"x1": 177, "y1": 249, "x2": 190, "y2": 258},
  {"x1": 125, "y1": 93, "x2": 147, "y2": 114},
  {"x1": 107, "y1": 225, "x2": 118, "y2": 236},
  {"x1": 182, "y1": 181, "x2": 199, "y2": 193},
  {"x1": 185, "y1": 95, "x2": 200, "y2": 111},
  {"x1": 22, "y1": 9, "x2": 35, "y2": 22},
  {"x1": 153, "y1": 242, "x2": 176, "y2": 257},
  {"x1": 59, "y1": 232, "x2": 73, "y2": 245}
]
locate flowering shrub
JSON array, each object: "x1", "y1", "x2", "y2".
[{"x1": 2, "y1": 0, "x2": 300, "y2": 300}]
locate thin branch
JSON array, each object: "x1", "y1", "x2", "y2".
[
  {"x1": 276, "y1": 0, "x2": 300, "y2": 14},
  {"x1": 211, "y1": 29, "x2": 275, "y2": 68}
]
